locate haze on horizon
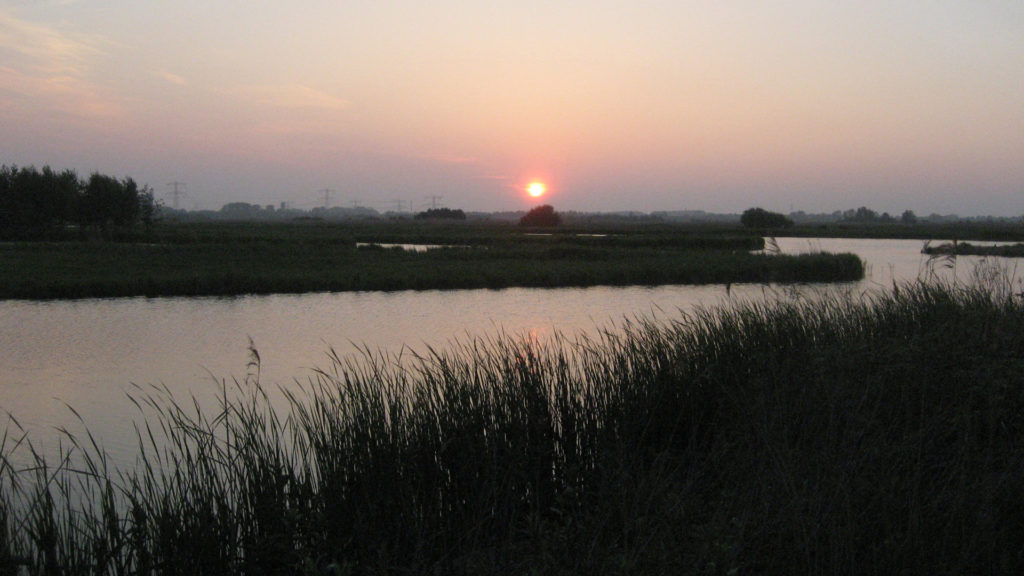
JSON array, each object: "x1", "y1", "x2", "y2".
[{"x1": 2, "y1": 1, "x2": 1022, "y2": 217}]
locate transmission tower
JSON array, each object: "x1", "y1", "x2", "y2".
[
  {"x1": 167, "y1": 181, "x2": 187, "y2": 209},
  {"x1": 424, "y1": 195, "x2": 443, "y2": 209},
  {"x1": 318, "y1": 188, "x2": 334, "y2": 209}
]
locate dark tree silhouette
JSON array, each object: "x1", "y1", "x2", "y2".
[
  {"x1": 79, "y1": 173, "x2": 141, "y2": 230},
  {"x1": 740, "y1": 207, "x2": 793, "y2": 229},
  {"x1": 0, "y1": 165, "x2": 79, "y2": 238},
  {"x1": 519, "y1": 204, "x2": 561, "y2": 227},
  {"x1": 415, "y1": 208, "x2": 466, "y2": 220},
  {"x1": 0, "y1": 164, "x2": 156, "y2": 239}
]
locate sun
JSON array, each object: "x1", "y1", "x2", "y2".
[{"x1": 527, "y1": 182, "x2": 546, "y2": 198}]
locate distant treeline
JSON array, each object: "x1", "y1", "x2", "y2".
[
  {"x1": 415, "y1": 207, "x2": 466, "y2": 220},
  {"x1": 0, "y1": 165, "x2": 156, "y2": 240}
]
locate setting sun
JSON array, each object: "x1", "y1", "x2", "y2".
[{"x1": 527, "y1": 182, "x2": 546, "y2": 198}]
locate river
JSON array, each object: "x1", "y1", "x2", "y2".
[{"x1": 0, "y1": 237, "x2": 1015, "y2": 463}]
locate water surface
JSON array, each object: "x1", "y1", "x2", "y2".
[{"x1": 0, "y1": 238, "x2": 1012, "y2": 462}]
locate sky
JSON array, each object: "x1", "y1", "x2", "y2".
[{"x1": 1, "y1": 1, "x2": 1023, "y2": 216}]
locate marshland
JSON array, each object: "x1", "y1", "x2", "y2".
[
  {"x1": 0, "y1": 220, "x2": 865, "y2": 300},
  {"x1": 1, "y1": 177, "x2": 1023, "y2": 575},
  {"x1": 4, "y1": 224, "x2": 1024, "y2": 574}
]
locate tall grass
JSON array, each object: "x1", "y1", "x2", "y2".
[
  {"x1": 3, "y1": 279, "x2": 1024, "y2": 574},
  {"x1": 0, "y1": 240, "x2": 862, "y2": 299}
]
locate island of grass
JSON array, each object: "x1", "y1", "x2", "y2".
[
  {"x1": 922, "y1": 240, "x2": 1024, "y2": 258},
  {"x1": 0, "y1": 221, "x2": 864, "y2": 299}
]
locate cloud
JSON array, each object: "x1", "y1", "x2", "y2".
[
  {"x1": 0, "y1": 10, "x2": 104, "y2": 78},
  {"x1": 154, "y1": 70, "x2": 188, "y2": 86},
  {"x1": 239, "y1": 83, "x2": 351, "y2": 111},
  {"x1": 0, "y1": 9, "x2": 119, "y2": 119},
  {"x1": 426, "y1": 154, "x2": 477, "y2": 165},
  {"x1": 0, "y1": 64, "x2": 119, "y2": 118}
]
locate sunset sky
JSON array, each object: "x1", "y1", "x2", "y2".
[{"x1": 2, "y1": 1, "x2": 1022, "y2": 215}]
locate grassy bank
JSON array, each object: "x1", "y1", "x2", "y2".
[
  {"x1": 782, "y1": 220, "x2": 1024, "y2": 241},
  {"x1": 0, "y1": 227, "x2": 862, "y2": 299},
  {"x1": 3, "y1": 280, "x2": 1024, "y2": 574},
  {"x1": 922, "y1": 240, "x2": 1024, "y2": 258}
]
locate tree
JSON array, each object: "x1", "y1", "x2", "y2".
[
  {"x1": 901, "y1": 210, "x2": 918, "y2": 224},
  {"x1": 519, "y1": 204, "x2": 561, "y2": 227},
  {"x1": 0, "y1": 165, "x2": 79, "y2": 238},
  {"x1": 138, "y1": 185, "x2": 158, "y2": 229},
  {"x1": 853, "y1": 206, "x2": 878, "y2": 222},
  {"x1": 415, "y1": 208, "x2": 466, "y2": 220},
  {"x1": 219, "y1": 202, "x2": 266, "y2": 219},
  {"x1": 79, "y1": 173, "x2": 140, "y2": 230},
  {"x1": 740, "y1": 207, "x2": 793, "y2": 229},
  {"x1": 0, "y1": 165, "x2": 154, "y2": 239}
]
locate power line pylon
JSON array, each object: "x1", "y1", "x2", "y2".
[
  {"x1": 319, "y1": 188, "x2": 333, "y2": 209},
  {"x1": 167, "y1": 181, "x2": 186, "y2": 209}
]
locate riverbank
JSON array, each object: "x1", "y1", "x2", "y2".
[
  {"x1": 0, "y1": 222, "x2": 864, "y2": 299},
  {"x1": 3, "y1": 281, "x2": 1022, "y2": 574}
]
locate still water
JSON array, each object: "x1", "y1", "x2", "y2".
[{"x1": 0, "y1": 238, "x2": 1015, "y2": 461}]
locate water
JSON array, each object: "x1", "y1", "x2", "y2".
[{"x1": 0, "y1": 237, "x2": 1015, "y2": 463}]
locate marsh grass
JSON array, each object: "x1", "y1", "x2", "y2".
[
  {"x1": 0, "y1": 239, "x2": 863, "y2": 299},
  {"x1": 3, "y1": 279, "x2": 1024, "y2": 574},
  {"x1": 1, "y1": 219, "x2": 873, "y2": 300},
  {"x1": 922, "y1": 241, "x2": 1024, "y2": 258}
]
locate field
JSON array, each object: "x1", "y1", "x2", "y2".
[
  {"x1": 3, "y1": 278, "x2": 1023, "y2": 575},
  {"x1": 0, "y1": 220, "x2": 865, "y2": 299}
]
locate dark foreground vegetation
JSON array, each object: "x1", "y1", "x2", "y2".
[
  {"x1": 3, "y1": 279, "x2": 1024, "y2": 575},
  {"x1": 0, "y1": 222, "x2": 863, "y2": 299}
]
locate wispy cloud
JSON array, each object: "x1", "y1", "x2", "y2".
[
  {"x1": 426, "y1": 154, "x2": 477, "y2": 165},
  {"x1": 238, "y1": 83, "x2": 351, "y2": 111},
  {"x1": 0, "y1": 10, "x2": 104, "y2": 78},
  {"x1": 0, "y1": 64, "x2": 119, "y2": 117},
  {"x1": 0, "y1": 9, "x2": 119, "y2": 119},
  {"x1": 154, "y1": 69, "x2": 188, "y2": 86}
]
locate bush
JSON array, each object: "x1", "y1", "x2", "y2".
[
  {"x1": 741, "y1": 207, "x2": 793, "y2": 229},
  {"x1": 519, "y1": 204, "x2": 561, "y2": 227},
  {"x1": 415, "y1": 208, "x2": 466, "y2": 220}
]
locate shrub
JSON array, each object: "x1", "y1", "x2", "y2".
[
  {"x1": 415, "y1": 208, "x2": 466, "y2": 220},
  {"x1": 519, "y1": 204, "x2": 561, "y2": 227},
  {"x1": 741, "y1": 207, "x2": 793, "y2": 229}
]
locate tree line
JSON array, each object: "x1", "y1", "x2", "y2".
[
  {"x1": 0, "y1": 165, "x2": 156, "y2": 239},
  {"x1": 741, "y1": 206, "x2": 925, "y2": 229}
]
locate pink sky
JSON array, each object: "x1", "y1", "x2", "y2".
[{"x1": 2, "y1": 1, "x2": 1023, "y2": 215}]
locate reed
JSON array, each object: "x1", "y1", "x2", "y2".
[{"x1": 3, "y1": 279, "x2": 1023, "y2": 574}]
